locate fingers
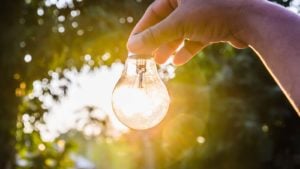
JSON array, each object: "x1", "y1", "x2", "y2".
[
  {"x1": 154, "y1": 38, "x2": 183, "y2": 64},
  {"x1": 227, "y1": 36, "x2": 248, "y2": 49},
  {"x1": 173, "y1": 41, "x2": 206, "y2": 66},
  {"x1": 127, "y1": 9, "x2": 184, "y2": 54},
  {"x1": 130, "y1": 0, "x2": 177, "y2": 36}
]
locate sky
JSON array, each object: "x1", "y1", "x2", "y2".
[{"x1": 25, "y1": 62, "x2": 129, "y2": 142}]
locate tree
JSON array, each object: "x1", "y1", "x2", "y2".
[{"x1": 0, "y1": 0, "x2": 300, "y2": 169}]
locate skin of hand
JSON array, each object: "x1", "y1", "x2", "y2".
[
  {"x1": 127, "y1": 0, "x2": 300, "y2": 115},
  {"x1": 127, "y1": 0, "x2": 250, "y2": 65}
]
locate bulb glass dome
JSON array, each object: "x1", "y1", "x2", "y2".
[{"x1": 112, "y1": 55, "x2": 170, "y2": 130}]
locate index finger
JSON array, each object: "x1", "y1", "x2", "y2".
[{"x1": 130, "y1": 0, "x2": 177, "y2": 36}]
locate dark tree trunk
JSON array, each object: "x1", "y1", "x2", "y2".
[
  {"x1": 0, "y1": 87, "x2": 18, "y2": 169},
  {"x1": 0, "y1": 0, "x2": 23, "y2": 168}
]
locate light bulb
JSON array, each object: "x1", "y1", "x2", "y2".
[{"x1": 112, "y1": 55, "x2": 170, "y2": 130}]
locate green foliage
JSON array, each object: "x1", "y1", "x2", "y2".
[
  {"x1": 16, "y1": 131, "x2": 74, "y2": 169},
  {"x1": 0, "y1": 0, "x2": 300, "y2": 169}
]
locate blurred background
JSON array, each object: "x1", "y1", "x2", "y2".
[{"x1": 0, "y1": 0, "x2": 300, "y2": 169}]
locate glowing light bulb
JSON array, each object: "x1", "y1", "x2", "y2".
[{"x1": 112, "y1": 55, "x2": 170, "y2": 130}]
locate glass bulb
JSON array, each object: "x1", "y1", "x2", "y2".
[{"x1": 112, "y1": 55, "x2": 170, "y2": 130}]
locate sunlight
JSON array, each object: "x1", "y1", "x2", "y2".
[
  {"x1": 25, "y1": 55, "x2": 176, "y2": 141},
  {"x1": 45, "y1": 0, "x2": 78, "y2": 9},
  {"x1": 196, "y1": 136, "x2": 206, "y2": 144},
  {"x1": 288, "y1": 0, "x2": 300, "y2": 13},
  {"x1": 24, "y1": 54, "x2": 32, "y2": 63},
  {"x1": 30, "y1": 62, "x2": 129, "y2": 142},
  {"x1": 113, "y1": 87, "x2": 153, "y2": 118}
]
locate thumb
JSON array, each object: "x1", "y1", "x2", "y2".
[{"x1": 127, "y1": 9, "x2": 183, "y2": 55}]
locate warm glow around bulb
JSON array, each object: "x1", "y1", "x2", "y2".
[
  {"x1": 113, "y1": 87, "x2": 153, "y2": 118},
  {"x1": 112, "y1": 56, "x2": 170, "y2": 130},
  {"x1": 112, "y1": 85, "x2": 169, "y2": 130}
]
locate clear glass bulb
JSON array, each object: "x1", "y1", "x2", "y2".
[{"x1": 112, "y1": 55, "x2": 170, "y2": 130}]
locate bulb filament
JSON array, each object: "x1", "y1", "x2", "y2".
[{"x1": 136, "y1": 59, "x2": 146, "y2": 88}]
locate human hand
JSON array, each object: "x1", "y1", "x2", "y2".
[{"x1": 127, "y1": 0, "x2": 255, "y2": 65}]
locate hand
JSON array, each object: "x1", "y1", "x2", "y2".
[{"x1": 127, "y1": 0, "x2": 254, "y2": 65}]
